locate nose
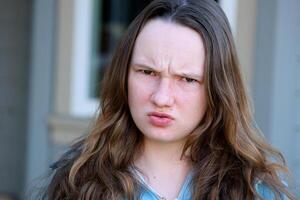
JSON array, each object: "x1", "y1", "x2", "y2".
[{"x1": 150, "y1": 78, "x2": 175, "y2": 107}]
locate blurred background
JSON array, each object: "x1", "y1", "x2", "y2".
[{"x1": 0, "y1": 0, "x2": 299, "y2": 199}]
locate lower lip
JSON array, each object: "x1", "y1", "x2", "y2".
[{"x1": 148, "y1": 115, "x2": 173, "y2": 127}]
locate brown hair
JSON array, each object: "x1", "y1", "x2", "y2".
[{"x1": 44, "y1": 0, "x2": 295, "y2": 199}]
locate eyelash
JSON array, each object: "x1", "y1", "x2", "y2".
[
  {"x1": 138, "y1": 69, "x2": 198, "y2": 84},
  {"x1": 140, "y1": 69, "x2": 156, "y2": 76},
  {"x1": 182, "y1": 77, "x2": 198, "y2": 83}
]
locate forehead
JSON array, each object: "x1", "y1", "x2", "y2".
[{"x1": 131, "y1": 19, "x2": 205, "y2": 75}]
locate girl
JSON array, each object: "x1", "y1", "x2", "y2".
[{"x1": 44, "y1": 0, "x2": 295, "y2": 199}]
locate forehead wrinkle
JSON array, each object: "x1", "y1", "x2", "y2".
[
  {"x1": 132, "y1": 19, "x2": 205, "y2": 77},
  {"x1": 168, "y1": 64, "x2": 203, "y2": 79},
  {"x1": 135, "y1": 49, "x2": 203, "y2": 78},
  {"x1": 158, "y1": 53, "x2": 172, "y2": 75}
]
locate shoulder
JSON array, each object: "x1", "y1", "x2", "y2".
[
  {"x1": 50, "y1": 139, "x2": 83, "y2": 170},
  {"x1": 255, "y1": 181, "x2": 275, "y2": 199},
  {"x1": 255, "y1": 180, "x2": 288, "y2": 200},
  {"x1": 45, "y1": 140, "x2": 84, "y2": 199}
]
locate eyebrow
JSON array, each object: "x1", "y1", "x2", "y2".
[
  {"x1": 179, "y1": 72, "x2": 203, "y2": 81},
  {"x1": 131, "y1": 63, "x2": 158, "y2": 71},
  {"x1": 131, "y1": 63, "x2": 204, "y2": 81}
]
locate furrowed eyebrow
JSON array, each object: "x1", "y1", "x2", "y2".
[
  {"x1": 131, "y1": 63, "x2": 160, "y2": 71},
  {"x1": 131, "y1": 62, "x2": 204, "y2": 81},
  {"x1": 178, "y1": 72, "x2": 203, "y2": 81}
]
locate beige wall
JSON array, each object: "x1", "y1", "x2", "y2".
[{"x1": 50, "y1": 0, "x2": 91, "y2": 148}]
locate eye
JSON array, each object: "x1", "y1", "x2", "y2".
[
  {"x1": 182, "y1": 77, "x2": 198, "y2": 83},
  {"x1": 141, "y1": 69, "x2": 156, "y2": 76}
]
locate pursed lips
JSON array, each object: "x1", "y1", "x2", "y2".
[{"x1": 147, "y1": 112, "x2": 174, "y2": 127}]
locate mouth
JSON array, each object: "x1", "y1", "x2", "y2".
[{"x1": 147, "y1": 112, "x2": 174, "y2": 127}]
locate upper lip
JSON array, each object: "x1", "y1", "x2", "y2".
[{"x1": 147, "y1": 112, "x2": 174, "y2": 119}]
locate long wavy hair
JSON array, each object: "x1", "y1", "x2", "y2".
[{"x1": 44, "y1": 0, "x2": 295, "y2": 199}]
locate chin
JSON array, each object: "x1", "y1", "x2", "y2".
[{"x1": 143, "y1": 132, "x2": 187, "y2": 144}]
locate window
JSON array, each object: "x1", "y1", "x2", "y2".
[
  {"x1": 70, "y1": 0, "x2": 151, "y2": 117},
  {"x1": 89, "y1": 0, "x2": 152, "y2": 99}
]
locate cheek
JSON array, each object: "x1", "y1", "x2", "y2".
[
  {"x1": 128, "y1": 74, "x2": 153, "y2": 108},
  {"x1": 129, "y1": 74, "x2": 156, "y2": 97},
  {"x1": 180, "y1": 89, "x2": 207, "y2": 118}
]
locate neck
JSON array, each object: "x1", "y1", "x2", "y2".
[
  {"x1": 134, "y1": 138, "x2": 192, "y2": 200},
  {"x1": 134, "y1": 138, "x2": 191, "y2": 178}
]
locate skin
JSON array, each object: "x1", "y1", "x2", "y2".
[{"x1": 128, "y1": 19, "x2": 207, "y2": 199}]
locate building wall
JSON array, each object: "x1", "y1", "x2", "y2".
[
  {"x1": 253, "y1": 0, "x2": 300, "y2": 196},
  {"x1": 25, "y1": 0, "x2": 56, "y2": 194},
  {"x1": 0, "y1": 0, "x2": 32, "y2": 198}
]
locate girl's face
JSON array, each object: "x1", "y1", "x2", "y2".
[{"x1": 128, "y1": 19, "x2": 207, "y2": 145}]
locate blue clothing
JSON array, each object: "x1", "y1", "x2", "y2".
[
  {"x1": 137, "y1": 172, "x2": 287, "y2": 200},
  {"x1": 138, "y1": 172, "x2": 192, "y2": 200}
]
